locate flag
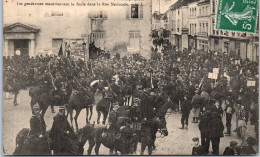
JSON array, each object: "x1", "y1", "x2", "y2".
[{"x1": 58, "y1": 44, "x2": 63, "y2": 56}]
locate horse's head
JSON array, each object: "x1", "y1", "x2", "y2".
[
  {"x1": 90, "y1": 80, "x2": 104, "y2": 94},
  {"x1": 157, "y1": 117, "x2": 168, "y2": 137}
]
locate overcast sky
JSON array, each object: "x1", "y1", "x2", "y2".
[{"x1": 152, "y1": 0, "x2": 178, "y2": 14}]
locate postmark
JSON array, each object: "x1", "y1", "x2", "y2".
[{"x1": 216, "y1": 0, "x2": 258, "y2": 33}]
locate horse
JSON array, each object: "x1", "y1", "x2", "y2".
[
  {"x1": 29, "y1": 85, "x2": 70, "y2": 116},
  {"x1": 13, "y1": 128, "x2": 51, "y2": 155},
  {"x1": 13, "y1": 127, "x2": 92, "y2": 155},
  {"x1": 94, "y1": 108, "x2": 137, "y2": 155},
  {"x1": 135, "y1": 100, "x2": 170, "y2": 155},
  {"x1": 139, "y1": 117, "x2": 168, "y2": 155},
  {"x1": 96, "y1": 98, "x2": 113, "y2": 125},
  {"x1": 29, "y1": 87, "x2": 65, "y2": 117},
  {"x1": 67, "y1": 80, "x2": 104, "y2": 130}
]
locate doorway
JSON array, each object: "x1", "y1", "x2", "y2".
[{"x1": 13, "y1": 39, "x2": 29, "y2": 56}]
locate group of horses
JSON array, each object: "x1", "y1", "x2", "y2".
[{"x1": 13, "y1": 77, "x2": 173, "y2": 155}]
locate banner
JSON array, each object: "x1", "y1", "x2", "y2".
[
  {"x1": 247, "y1": 80, "x2": 256, "y2": 87},
  {"x1": 208, "y1": 72, "x2": 218, "y2": 80},
  {"x1": 213, "y1": 68, "x2": 219, "y2": 74}
]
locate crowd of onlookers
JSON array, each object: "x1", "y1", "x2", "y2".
[{"x1": 3, "y1": 37, "x2": 259, "y2": 155}]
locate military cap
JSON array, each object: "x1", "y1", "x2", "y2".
[{"x1": 192, "y1": 137, "x2": 199, "y2": 142}]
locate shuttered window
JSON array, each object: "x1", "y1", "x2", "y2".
[{"x1": 126, "y1": 4, "x2": 143, "y2": 19}]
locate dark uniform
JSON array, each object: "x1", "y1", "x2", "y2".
[
  {"x1": 224, "y1": 102, "x2": 234, "y2": 135},
  {"x1": 110, "y1": 81, "x2": 124, "y2": 106},
  {"x1": 140, "y1": 92, "x2": 156, "y2": 121},
  {"x1": 49, "y1": 112, "x2": 74, "y2": 155},
  {"x1": 208, "y1": 112, "x2": 224, "y2": 155},
  {"x1": 180, "y1": 98, "x2": 191, "y2": 129},
  {"x1": 29, "y1": 115, "x2": 46, "y2": 137}
]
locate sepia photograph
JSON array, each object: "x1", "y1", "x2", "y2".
[{"x1": 2, "y1": 0, "x2": 259, "y2": 155}]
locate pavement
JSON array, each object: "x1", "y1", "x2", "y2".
[{"x1": 2, "y1": 88, "x2": 258, "y2": 155}]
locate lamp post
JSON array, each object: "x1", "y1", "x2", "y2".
[{"x1": 82, "y1": 41, "x2": 86, "y2": 62}]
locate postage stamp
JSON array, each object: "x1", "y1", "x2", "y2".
[{"x1": 216, "y1": 0, "x2": 258, "y2": 33}]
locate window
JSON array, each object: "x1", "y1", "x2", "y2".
[
  {"x1": 126, "y1": 4, "x2": 143, "y2": 19},
  {"x1": 195, "y1": 8, "x2": 196, "y2": 16},
  {"x1": 206, "y1": 6, "x2": 208, "y2": 15},
  {"x1": 52, "y1": 39, "x2": 63, "y2": 54},
  {"x1": 206, "y1": 23, "x2": 208, "y2": 33},
  {"x1": 177, "y1": 20, "x2": 180, "y2": 32},
  {"x1": 203, "y1": 23, "x2": 205, "y2": 32},
  {"x1": 200, "y1": 23, "x2": 201, "y2": 32},
  {"x1": 224, "y1": 42, "x2": 229, "y2": 53},
  {"x1": 195, "y1": 24, "x2": 196, "y2": 34},
  {"x1": 190, "y1": 8, "x2": 192, "y2": 16},
  {"x1": 199, "y1": 9, "x2": 201, "y2": 16},
  {"x1": 129, "y1": 31, "x2": 140, "y2": 50},
  {"x1": 131, "y1": 4, "x2": 138, "y2": 18},
  {"x1": 213, "y1": 0, "x2": 215, "y2": 14}
]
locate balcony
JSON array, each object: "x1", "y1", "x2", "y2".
[{"x1": 198, "y1": 32, "x2": 208, "y2": 36}]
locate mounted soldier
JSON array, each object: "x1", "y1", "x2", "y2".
[
  {"x1": 40, "y1": 70, "x2": 52, "y2": 96},
  {"x1": 110, "y1": 77, "x2": 124, "y2": 106},
  {"x1": 29, "y1": 104, "x2": 47, "y2": 138},
  {"x1": 53, "y1": 72, "x2": 67, "y2": 107},
  {"x1": 49, "y1": 106, "x2": 75, "y2": 155},
  {"x1": 77, "y1": 73, "x2": 95, "y2": 104},
  {"x1": 25, "y1": 103, "x2": 49, "y2": 155}
]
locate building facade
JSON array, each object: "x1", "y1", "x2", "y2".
[
  {"x1": 166, "y1": 0, "x2": 259, "y2": 61},
  {"x1": 3, "y1": 4, "x2": 92, "y2": 58},
  {"x1": 88, "y1": 1, "x2": 152, "y2": 57},
  {"x1": 3, "y1": 0, "x2": 152, "y2": 59},
  {"x1": 197, "y1": 0, "x2": 210, "y2": 51},
  {"x1": 208, "y1": 0, "x2": 259, "y2": 62}
]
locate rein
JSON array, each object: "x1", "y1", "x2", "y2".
[{"x1": 156, "y1": 128, "x2": 166, "y2": 138}]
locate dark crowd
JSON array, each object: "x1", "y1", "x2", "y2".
[{"x1": 3, "y1": 37, "x2": 259, "y2": 155}]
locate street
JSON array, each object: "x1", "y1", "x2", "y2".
[{"x1": 2, "y1": 88, "x2": 257, "y2": 155}]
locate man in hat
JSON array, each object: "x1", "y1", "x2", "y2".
[
  {"x1": 191, "y1": 90, "x2": 202, "y2": 123},
  {"x1": 140, "y1": 89, "x2": 156, "y2": 122},
  {"x1": 180, "y1": 95, "x2": 191, "y2": 129},
  {"x1": 192, "y1": 137, "x2": 205, "y2": 155},
  {"x1": 208, "y1": 112, "x2": 224, "y2": 155},
  {"x1": 199, "y1": 111, "x2": 210, "y2": 153},
  {"x1": 223, "y1": 141, "x2": 238, "y2": 155},
  {"x1": 224, "y1": 99, "x2": 235, "y2": 136},
  {"x1": 210, "y1": 100, "x2": 223, "y2": 119},
  {"x1": 40, "y1": 70, "x2": 52, "y2": 94},
  {"x1": 110, "y1": 77, "x2": 124, "y2": 106},
  {"x1": 29, "y1": 103, "x2": 46, "y2": 139},
  {"x1": 49, "y1": 106, "x2": 74, "y2": 155}
]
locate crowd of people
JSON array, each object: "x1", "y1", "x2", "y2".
[{"x1": 3, "y1": 37, "x2": 259, "y2": 155}]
